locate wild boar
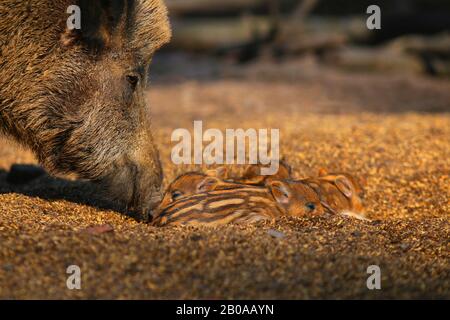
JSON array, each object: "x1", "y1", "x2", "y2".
[{"x1": 0, "y1": 0, "x2": 172, "y2": 220}]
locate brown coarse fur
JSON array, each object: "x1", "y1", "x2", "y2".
[{"x1": 0, "y1": 0, "x2": 171, "y2": 220}]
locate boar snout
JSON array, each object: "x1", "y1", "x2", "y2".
[
  {"x1": 97, "y1": 161, "x2": 162, "y2": 221},
  {"x1": 99, "y1": 151, "x2": 163, "y2": 221}
]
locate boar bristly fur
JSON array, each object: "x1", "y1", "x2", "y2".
[{"x1": 0, "y1": 0, "x2": 171, "y2": 220}]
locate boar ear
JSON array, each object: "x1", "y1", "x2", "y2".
[
  {"x1": 197, "y1": 177, "x2": 220, "y2": 193},
  {"x1": 318, "y1": 168, "x2": 328, "y2": 177},
  {"x1": 63, "y1": 0, "x2": 128, "y2": 48},
  {"x1": 268, "y1": 181, "x2": 291, "y2": 204},
  {"x1": 335, "y1": 176, "x2": 354, "y2": 198},
  {"x1": 206, "y1": 167, "x2": 228, "y2": 179}
]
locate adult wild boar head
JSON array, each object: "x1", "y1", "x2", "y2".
[{"x1": 0, "y1": 0, "x2": 171, "y2": 220}]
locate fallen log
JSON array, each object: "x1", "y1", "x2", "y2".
[
  {"x1": 274, "y1": 16, "x2": 368, "y2": 56},
  {"x1": 169, "y1": 16, "x2": 369, "y2": 54},
  {"x1": 387, "y1": 33, "x2": 450, "y2": 77},
  {"x1": 169, "y1": 17, "x2": 272, "y2": 52},
  {"x1": 325, "y1": 46, "x2": 425, "y2": 75},
  {"x1": 387, "y1": 32, "x2": 450, "y2": 58}
]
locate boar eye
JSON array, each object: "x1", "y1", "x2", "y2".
[
  {"x1": 171, "y1": 190, "x2": 184, "y2": 201},
  {"x1": 305, "y1": 203, "x2": 316, "y2": 211},
  {"x1": 126, "y1": 75, "x2": 139, "y2": 90}
]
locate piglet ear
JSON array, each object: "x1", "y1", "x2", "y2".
[
  {"x1": 275, "y1": 160, "x2": 293, "y2": 179},
  {"x1": 335, "y1": 176, "x2": 353, "y2": 198},
  {"x1": 358, "y1": 175, "x2": 367, "y2": 188},
  {"x1": 242, "y1": 164, "x2": 261, "y2": 179},
  {"x1": 206, "y1": 166, "x2": 228, "y2": 179},
  {"x1": 318, "y1": 168, "x2": 328, "y2": 177},
  {"x1": 197, "y1": 177, "x2": 220, "y2": 193},
  {"x1": 268, "y1": 181, "x2": 291, "y2": 204}
]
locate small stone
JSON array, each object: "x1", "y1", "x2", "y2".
[
  {"x1": 400, "y1": 243, "x2": 411, "y2": 251},
  {"x1": 267, "y1": 229, "x2": 286, "y2": 239},
  {"x1": 2, "y1": 264, "x2": 14, "y2": 272},
  {"x1": 351, "y1": 231, "x2": 362, "y2": 237},
  {"x1": 190, "y1": 234, "x2": 203, "y2": 241},
  {"x1": 81, "y1": 224, "x2": 114, "y2": 235}
]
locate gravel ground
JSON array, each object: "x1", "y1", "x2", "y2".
[{"x1": 0, "y1": 64, "x2": 449, "y2": 299}]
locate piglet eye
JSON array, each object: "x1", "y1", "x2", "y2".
[
  {"x1": 126, "y1": 75, "x2": 139, "y2": 89},
  {"x1": 305, "y1": 203, "x2": 316, "y2": 211},
  {"x1": 171, "y1": 190, "x2": 184, "y2": 201}
]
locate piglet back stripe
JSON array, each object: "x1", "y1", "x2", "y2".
[{"x1": 155, "y1": 187, "x2": 281, "y2": 226}]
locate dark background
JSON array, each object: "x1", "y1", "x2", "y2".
[{"x1": 153, "y1": 0, "x2": 450, "y2": 81}]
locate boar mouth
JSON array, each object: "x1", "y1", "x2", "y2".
[{"x1": 95, "y1": 156, "x2": 163, "y2": 221}]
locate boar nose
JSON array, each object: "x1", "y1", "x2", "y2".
[
  {"x1": 151, "y1": 192, "x2": 162, "y2": 203},
  {"x1": 99, "y1": 155, "x2": 163, "y2": 222},
  {"x1": 147, "y1": 192, "x2": 163, "y2": 210},
  {"x1": 130, "y1": 174, "x2": 164, "y2": 221}
]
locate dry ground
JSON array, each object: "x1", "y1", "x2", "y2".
[{"x1": 0, "y1": 61, "x2": 449, "y2": 299}]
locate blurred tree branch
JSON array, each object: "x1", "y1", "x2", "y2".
[{"x1": 291, "y1": 0, "x2": 318, "y2": 20}]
